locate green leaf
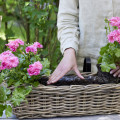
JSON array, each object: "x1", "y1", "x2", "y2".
[
  {"x1": 113, "y1": 26, "x2": 118, "y2": 30},
  {"x1": 5, "y1": 105, "x2": 12, "y2": 118},
  {"x1": 0, "y1": 86, "x2": 11, "y2": 103},
  {"x1": 115, "y1": 49, "x2": 120, "y2": 57},
  {"x1": 25, "y1": 2, "x2": 30, "y2": 6},
  {"x1": 100, "y1": 63, "x2": 116, "y2": 72},
  {"x1": 109, "y1": 63, "x2": 116, "y2": 69},
  {"x1": 7, "y1": 79, "x2": 14, "y2": 87},
  {"x1": 0, "y1": 76, "x2": 3, "y2": 84},
  {"x1": 44, "y1": 69, "x2": 51, "y2": 76},
  {"x1": 102, "y1": 53, "x2": 114, "y2": 64},
  {"x1": 14, "y1": 81, "x2": 21, "y2": 87},
  {"x1": 32, "y1": 81, "x2": 39, "y2": 87},
  {"x1": 11, "y1": 86, "x2": 32, "y2": 107},
  {"x1": 22, "y1": 75, "x2": 27, "y2": 81},
  {"x1": 0, "y1": 86, "x2": 7, "y2": 103},
  {"x1": 0, "y1": 104, "x2": 5, "y2": 117},
  {"x1": 97, "y1": 56, "x2": 102, "y2": 64},
  {"x1": 41, "y1": 58, "x2": 50, "y2": 68},
  {"x1": 100, "y1": 43, "x2": 110, "y2": 55},
  {"x1": 104, "y1": 18, "x2": 109, "y2": 23},
  {"x1": 6, "y1": 88, "x2": 11, "y2": 95},
  {"x1": 100, "y1": 63, "x2": 111, "y2": 72}
]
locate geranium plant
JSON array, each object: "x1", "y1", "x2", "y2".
[
  {"x1": 0, "y1": 39, "x2": 51, "y2": 117},
  {"x1": 98, "y1": 17, "x2": 120, "y2": 72}
]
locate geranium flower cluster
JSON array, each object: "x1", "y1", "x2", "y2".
[
  {"x1": 107, "y1": 29, "x2": 120, "y2": 43},
  {"x1": 108, "y1": 17, "x2": 120, "y2": 43},
  {"x1": 25, "y1": 42, "x2": 43, "y2": 54},
  {"x1": 0, "y1": 50, "x2": 19, "y2": 71},
  {"x1": 1, "y1": 39, "x2": 44, "y2": 76},
  {"x1": 109, "y1": 17, "x2": 120, "y2": 29},
  {"x1": 6, "y1": 39, "x2": 24, "y2": 52},
  {"x1": 27, "y1": 61, "x2": 43, "y2": 76}
]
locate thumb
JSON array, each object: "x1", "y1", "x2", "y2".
[{"x1": 74, "y1": 67, "x2": 84, "y2": 79}]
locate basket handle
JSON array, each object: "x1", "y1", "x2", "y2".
[{"x1": 83, "y1": 57, "x2": 91, "y2": 72}]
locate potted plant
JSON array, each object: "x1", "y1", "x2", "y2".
[
  {"x1": 0, "y1": 39, "x2": 51, "y2": 118},
  {"x1": 97, "y1": 17, "x2": 120, "y2": 82}
]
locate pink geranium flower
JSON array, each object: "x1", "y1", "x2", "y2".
[
  {"x1": 0, "y1": 51, "x2": 19, "y2": 70},
  {"x1": 25, "y1": 42, "x2": 43, "y2": 54},
  {"x1": 15, "y1": 39, "x2": 24, "y2": 45},
  {"x1": 6, "y1": 41, "x2": 19, "y2": 52},
  {"x1": 5, "y1": 39, "x2": 24, "y2": 52},
  {"x1": 25, "y1": 45, "x2": 37, "y2": 54},
  {"x1": 27, "y1": 61, "x2": 43, "y2": 76},
  {"x1": 0, "y1": 50, "x2": 15, "y2": 61},
  {"x1": 33, "y1": 42, "x2": 43, "y2": 48},
  {"x1": 109, "y1": 17, "x2": 120, "y2": 29},
  {"x1": 107, "y1": 29, "x2": 120, "y2": 43},
  {"x1": 8, "y1": 56, "x2": 19, "y2": 68},
  {"x1": 0, "y1": 50, "x2": 14, "y2": 56}
]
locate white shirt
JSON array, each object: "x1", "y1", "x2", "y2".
[{"x1": 57, "y1": 0, "x2": 120, "y2": 73}]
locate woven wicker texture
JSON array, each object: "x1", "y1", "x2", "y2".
[{"x1": 13, "y1": 83, "x2": 120, "y2": 119}]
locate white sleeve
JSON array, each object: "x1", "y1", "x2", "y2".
[{"x1": 57, "y1": 0, "x2": 79, "y2": 55}]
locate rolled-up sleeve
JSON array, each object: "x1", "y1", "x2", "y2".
[{"x1": 57, "y1": 0, "x2": 79, "y2": 55}]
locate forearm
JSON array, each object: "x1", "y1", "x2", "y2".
[{"x1": 57, "y1": 0, "x2": 79, "y2": 55}]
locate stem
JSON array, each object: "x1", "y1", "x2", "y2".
[
  {"x1": 105, "y1": 27, "x2": 108, "y2": 36},
  {"x1": 19, "y1": 49, "x2": 26, "y2": 57}
]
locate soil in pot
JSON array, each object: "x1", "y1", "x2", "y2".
[
  {"x1": 38, "y1": 64, "x2": 120, "y2": 86},
  {"x1": 97, "y1": 64, "x2": 120, "y2": 84}
]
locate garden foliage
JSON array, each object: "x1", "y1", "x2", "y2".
[
  {"x1": 0, "y1": 39, "x2": 51, "y2": 117},
  {"x1": 0, "y1": 0, "x2": 61, "y2": 70},
  {"x1": 0, "y1": 1, "x2": 61, "y2": 117}
]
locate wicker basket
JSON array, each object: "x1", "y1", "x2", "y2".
[{"x1": 12, "y1": 73, "x2": 120, "y2": 119}]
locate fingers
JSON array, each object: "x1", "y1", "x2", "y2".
[
  {"x1": 47, "y1": 65, "x2": 70, "y2": 85},
  {"x1": 110, "y1": 66, "x2": 120, "y2": 77},
  {"x1": 74, "y1": 66, "x2": 84, "y2": 79},
  {"x1": 113, "y1": 69, "x2": 120, "y2": 77},
  {"x1": 110, "y1": 66, "x2": 120, "y2": 74},
  {"x1": 47, "y1": 49, "x2": 81, "y2": 85}
]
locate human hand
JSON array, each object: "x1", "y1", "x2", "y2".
[
  {"x1": 47, "y1": 48, "x2": 84, "y2": 85},
  {"x1": 110, "y1": 66, "x2": 120, "y2": 77}
]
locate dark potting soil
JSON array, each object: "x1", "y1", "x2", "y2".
[
  {"x1": 97, "y1": 64, "x2": 120, "y2": 84},
  {"x1": 38, "y1": 64, "x2": 120, "y2": 86}
]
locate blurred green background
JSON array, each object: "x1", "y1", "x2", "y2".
[{"x1": 0, "y1": 0, "x2": 62, "y2": 71}]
